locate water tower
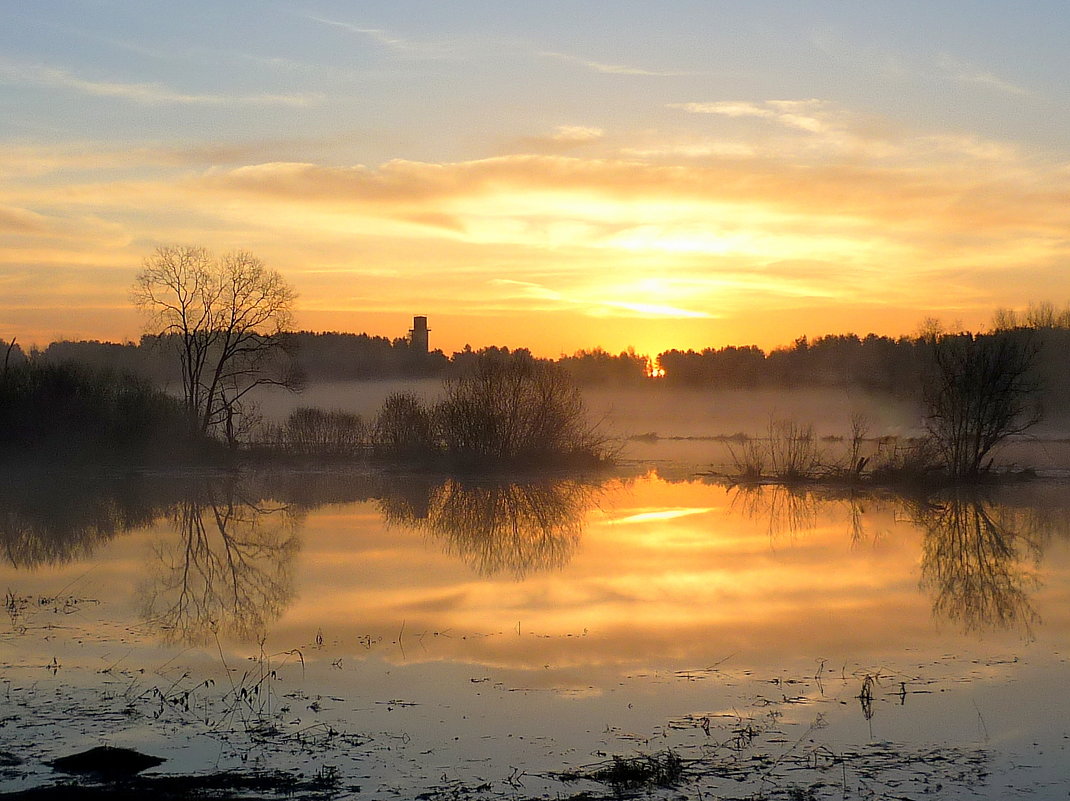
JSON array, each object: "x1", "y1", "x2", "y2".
[{"x1": 409, "y1": 315, "x2": 429, "y2": 353}]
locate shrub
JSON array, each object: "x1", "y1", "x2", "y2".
[
  {"x1": 868, "y1": 437, "x2": 943, "y2": 485},
  {"x1": 727, "y1": 419, "x2": 820, "y2": 483},
  {"x1": 276, "y1": 407, "x2": 366, "y2": 456},
  {"x1": 0, "y1": 360, "x2": 192, "y2": 462},
  {"x1": 433, "y1": 353, "x2": 607, "y2": 467},
  {"x1": 372, "y1": 392, "x2": 435, "y2": 457}
]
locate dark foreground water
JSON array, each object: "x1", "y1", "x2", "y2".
[{"x1": 1, "y1": 468, "x2": 1068, "y2": 799}]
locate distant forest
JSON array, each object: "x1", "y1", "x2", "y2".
[{"x1": 5, "y1": 311, "x2": 1070, "y2": 402}]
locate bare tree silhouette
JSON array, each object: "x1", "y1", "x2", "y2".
[
  {"x1": 923, "y1": 331, "x2": 1041, "y2": 478},
  {"x1": 133, "y1": 246, "x2": 302, "y2": 446}
]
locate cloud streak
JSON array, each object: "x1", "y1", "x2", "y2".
[
  {"x1": 540, "y1": 51, "x2": 693, "y2": 77},
  {"x1": 0, "y1": 61, "x2": 323, "y2": 106},
  {"x1": 937, "y1": 54, "x2": 1036, "y2": 98},
  {"x1": 303, "y1": 14, "x2": 452, "y2": 57}
]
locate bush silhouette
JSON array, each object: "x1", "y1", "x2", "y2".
[{"x1": 433, "y1": 353, "x2": 606, "y2": 468}]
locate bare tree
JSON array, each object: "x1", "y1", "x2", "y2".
[
  {"x1": 923, "y1": 331, "x2": 1041, "y2": 478},
  {"x1": 2, "y1": 337, "x2": 16, "y2": 382},
  {"x1": 133, "y1": 246, "x2": 301, "y2": 444}
]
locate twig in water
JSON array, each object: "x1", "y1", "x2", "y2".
[{"x1": 972, "y1": 699, "x2": 989, "y2": 741}]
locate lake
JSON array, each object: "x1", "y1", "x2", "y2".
[{"x1": 2, "y1": 465, "x2": 1069, "y2": 798}]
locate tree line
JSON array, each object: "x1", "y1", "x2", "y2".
[
  {"x1": 12, "y1": 323, "x2": 1070, "y2": 399},
  {"x1": 1, "y1": 245, "x2": 1065, "y2": 479}
]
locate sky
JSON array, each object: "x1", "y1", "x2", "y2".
[{"x1": 3, "y1": 1, "x2": 1070, "y2": 357}]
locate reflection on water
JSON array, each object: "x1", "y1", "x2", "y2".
[
  {"x1": 5, "y1": 469, "x2": 1070, "y2": 801},
  {"x1": 379, "y1": 477, "x2": 596, "y2": 578},
  {"x1": 915, "y1": 493, "x2": 1043, "y2": 635},
  {"x1": 4, "y1": 469, "x2": 1070, "y2": 642},
  {"x1": 727, "y1": 481, "x2": 1070, "y2": 634},
  {"x1": 728, "y1": 483, "x2": 822, "y2": 538},
  {"x1": 6, "y1": 470, "x2": 1070, "y2": 798},
  {"x1": 0, "y1": 474, "x2": 161, "y2": 568},
  {"x1": 727, "y1": 482, "x2": 882, "y2": 543},
  {"x1": 139, "y1": 478, "x2": 301, "y2": 645}
]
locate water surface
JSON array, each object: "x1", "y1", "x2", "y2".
[{"x1": 2, "y1": 470, "x2": 1069, "y2": 798}]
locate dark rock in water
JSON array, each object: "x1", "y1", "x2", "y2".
[{"x1": 50, "y1": 746, "x2": 165, "y2": 777}]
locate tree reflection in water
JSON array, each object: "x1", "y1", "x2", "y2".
[
  {"x1": 380, "y1": 477, "x2": 596, "y2": 578},
  {"x1": 728, "y1": 482, "x2": 1063, "y2": 635},
  {"x1": 139, "y1": 477, "x2": 301, "y2": 645},
  {"x1": 913, "y1": 493, "x2": 1042, "y2": 636},
  {"x1": 729, "y1": 484, "x2": 821, "y2": 540},
  {"x1": 0, "y1": 474, "x2": 163, "y2": 568}
]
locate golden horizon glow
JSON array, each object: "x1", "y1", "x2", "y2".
[{"x1": 3, "y1": 5, "x2": 1070, "y2": 356}]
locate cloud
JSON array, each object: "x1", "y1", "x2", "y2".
[
  {"x1": 0, "y1": 61, "x2": 323, "y2": 106},
  {"x1": 5, "y1": 98, "x2": 1070, "y2": 349},
  {"x1": 0, "y1": 205, "x2": 49, "y2": 233},
  {"x1": 304, "y1": 14, "x2": 451, "y2": 57},
  {"x1": 513, "y1": 125, "x2": 606, "y2": 154},
  {"x1": 666, "y1": 98, "x2": 1036, "y2": 166},
  {"x1": 540, "y1": 51, "x2": 692, "y2": 77},
  {"x1": 489, "y1": 278, "x2": 564, "y2": 302},
  {"x1": 200, "y1": 150, "x2": 1065, "y2": 241},
  {"x1": 551, "y1": 126, "x2": 604, "y2": 143},
  {"x1": 486, "y1": 279, "x2": 714, "y2": 320},
  {"x1": 598, "y1": 302, "x2": 714, "y2": 319},
  {"x1": 937, "y1": 54, "x2": 1036, "y2": 98},
  {"x1": 670, "y1": 99, "x2": 840, "y2": 135},
  {"x1": 672, "y1": 101, "x2": 773, "y2": 119},
  {"x1": 807, "y1": 31, "x2": 1037, "y2": 101}
]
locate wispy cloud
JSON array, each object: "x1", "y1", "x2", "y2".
[
  {"x1": 550, "y1": 125, "x2": 604, "y2": 143},
  {"x1": 0, "y1": 61, "x2": 323, "y2": 106},
  {"x1": 488, "y1": 278, "x2": 714, "y2": 320},
  {"x1": 304, "y1": 14, "x2": 451, "y2": 56},
  {"x1": 600, "y1": 301, "x2": 714, "y2": 319},
  {"x1": 490, "y1": 278, "x2": 564, "y2": 301},
  {"x1": 667, "y1": 98, "x2": 1026, "y2": 163},
  {"x1": 540, "y1": 51, "x2": 692, "y2": 77},
  {"x1": 0, "y1": 205, "x2": 49, "y2": 234},
  {"x1": 809, "y1": 31, "x2": 1038, "y2": 101},
  {"x1": 514, "y1": 125, "x2": 606, "y2": 154},
  {"x1": 670, "y1": 99, "x2": 838, "y2": 134},
  {"x1": 937, "y1": 54, "x2": 1036, "y2": 98}
]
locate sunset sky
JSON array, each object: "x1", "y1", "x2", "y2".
[{"x1": 4, "y1": 2, "x2": 1070, "y2": 357}]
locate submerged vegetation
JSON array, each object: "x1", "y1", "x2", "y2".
[{"x1": 725, "y1": 420, "x2": 943, "y2": 487}]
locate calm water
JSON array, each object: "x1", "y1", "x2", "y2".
[{"x1": 2, "y1": 469, "x2": 1069, "y2": 798}]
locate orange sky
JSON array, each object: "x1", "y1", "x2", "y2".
[{"x1": 4, "y1": 4, "x2": 1070, "y2": 357}]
